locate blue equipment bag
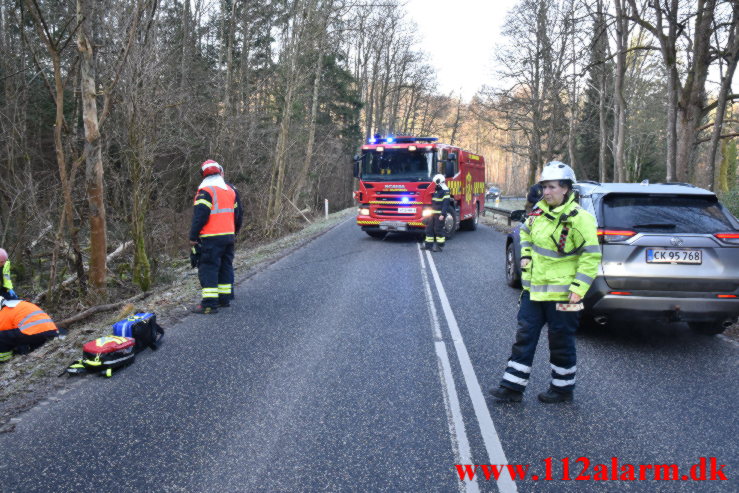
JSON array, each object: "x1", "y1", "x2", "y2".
[{"x1": 113, "y1": 312, "x2": 164, "y2": 352}]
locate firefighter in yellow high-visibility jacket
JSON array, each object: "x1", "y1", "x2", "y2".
[{"x1": 490, "y1": 162, "x2": 601, "y2": 404}]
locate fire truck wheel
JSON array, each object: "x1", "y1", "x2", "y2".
[
  {"x1": 443, "y1": 209, "x2": 458, "y2": 240},
  {"x1": 460, "y1": 204, "x2": 479, "y2": 231},
  {"x1": 365, "y1": 230, "x2": 387, "y2": 239}
]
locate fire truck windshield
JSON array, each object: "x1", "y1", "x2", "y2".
[{"x1": 360, "y1": 149, "x2": 435, "y2": 181}]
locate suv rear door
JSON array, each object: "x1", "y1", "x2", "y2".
[{"x1": 596, "y1": 193, "x2": 739, "y2": 293}]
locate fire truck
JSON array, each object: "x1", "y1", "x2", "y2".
[{"x1": 352, "y1": 135, "x2": 486, "y2": 238}]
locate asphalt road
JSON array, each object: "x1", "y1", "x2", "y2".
[{"x1": 0, "y1": 219, "x2": 737, "y2": 492}]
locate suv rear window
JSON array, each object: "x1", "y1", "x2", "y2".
[{"x1": 601, "y1": 194, "x2": 734, "y2": 234}]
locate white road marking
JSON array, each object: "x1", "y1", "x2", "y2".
[
  {"x1": 418, "y1": 247, "x2": 479, "y2": 493},
  {"x1": 423, "y1": 246, "x2": 518, "y2": 493}
]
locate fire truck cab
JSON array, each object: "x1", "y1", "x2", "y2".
[{"x1": 352, "y1": 135, "x2": 486, "y2": 238}]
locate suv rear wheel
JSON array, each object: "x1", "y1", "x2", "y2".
[
  {"x1": 688, "y1": 321, "x2": 726, "y2": 335},
  {"x1": 505, "y1": 242, "x2": 521, "y2": 288}
]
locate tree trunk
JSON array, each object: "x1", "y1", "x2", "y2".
[
  {"x1": 707, "y1": 4, "x2": 739, "y2": 190},
  {"x1": 676, "y1": 0, "x2": 715, "y2": 184},
  {"x1": 223, "y1": 0, "x2": 237, "y2": 114},
  {"x1": 292, "y1": 47, "x2": 324, "y2": 206},
  {"x1": 268, "y1": 0, "x2": 310, "y2": 224},
  {"x1": 612, "y1": 0, "x2": 628, "y2": 182},
  {"x1": 78, "y1": 0, "x2": 108, "y2": 300}
]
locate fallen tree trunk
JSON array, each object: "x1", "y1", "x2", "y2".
[{"x1": 56, "y1": 291, "x2": 149, "y2": 329}]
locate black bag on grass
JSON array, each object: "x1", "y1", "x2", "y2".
[{"x1": 112, "y1": 312, "x2": 164, "y2": 351}]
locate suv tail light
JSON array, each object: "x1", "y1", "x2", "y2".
[
  {"x1": 714, "y1": 232, "x2": 739, "y2": 245},
  {"x1": 597, "y1": 228, "x2": 636, "y2": 243}
]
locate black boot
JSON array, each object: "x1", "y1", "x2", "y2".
[
  {"x1": 537, "y1": 387, "x2": 573, "y2": 403},
  {"x1": 432, "y1": 244, "x2": 441, "y2": 252},
  {"x1": 190, "y1": 304, "x2": 218, "y2": 314},
  {"x1": 489, "y1": 386, "x2": 523, "y2": 402},
  {"x1": 424, "y1": 243, "x2": 433, "y2": 250}
]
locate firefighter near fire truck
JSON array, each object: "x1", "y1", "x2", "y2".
[
  {"x1": 490, "y1": 161, "x2": 601, "y2": 404},
  {"x1": 189, "y1": 160, "x2": 243, "y2": 315},
  {"x1": 425, "y1": 174, "x2": 451, "y2": 252},
  {"x1": 353, "y1": 136, "x2": 485, "y2": 239}
]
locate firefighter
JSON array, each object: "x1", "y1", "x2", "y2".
[
  {"x1": 0, "y1": 248, "x2": 18, "y2": 300},
  {"x1": 0, "y1": 297, "x2": 58, "y2": 363},
  {"x1": 489, "y1": 161, "x2": 600, "y2": 403},
  {"x1": 525, "y1": 183, "x2": 543, "y2": 213},
  {"x1": 425, "y1": 174, "x2": 451, "y2": 252},
  {"x1": 189, "y1": 160, "x2": 243, "y2": 314}
]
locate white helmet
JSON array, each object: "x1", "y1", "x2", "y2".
[
  {"x1": 539, "y1": 161, "x2": 576, "y2": 183},
  {"x1": 432, "y1": 174, "x2": 446, "y2": 185}
]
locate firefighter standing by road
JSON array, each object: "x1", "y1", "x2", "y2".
[
  {"x1": 189, "y1": 160, "x2": 243, "y2": 314},
  {"x1": 424, "y1": 174, "x2": 451, "y2": 252},
  {"x1": 0, "y1": 297, "x2": 58, "y2": 363},
  {"x1": 490, "y1": 162, "x2": 601, "y2": 403},
  {"x1": 0, "y1": 249, "x2": 18, "y2": 300}
]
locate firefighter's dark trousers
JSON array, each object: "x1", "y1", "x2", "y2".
[
  {"x1": 424, "y1": 214, "x2": 446, "y2": 249},
  {"x1": 198, "y1": 235, "x2": 235, "y2": 308},
  {"x1": 0, "y1": 329, "x2": 57, "y2": 362},
  {"x1": 499, "y1": 290, "x2": 579, "y2": 394}
]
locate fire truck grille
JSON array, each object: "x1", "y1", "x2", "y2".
[
  {"x1": 376, "y1": 191, "x2": 418, "y2": 196},
  {"x1": 377, "y1": 208, "x2": 416, "y2": 216}
]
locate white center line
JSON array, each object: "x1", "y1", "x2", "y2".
[
  {"x1": 423, "y1": 245, "x2": 518, "y2": 493},
  {"x1": 418, "y1": 246, "x2": 479, "y2": 493}
]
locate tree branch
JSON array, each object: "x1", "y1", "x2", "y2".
[
  {"x1": 696, "y1": 132, "x2": 739, "y2": 144},
  {"x1": 56, "y1": 291, "x2": 149, "y2": 329}
]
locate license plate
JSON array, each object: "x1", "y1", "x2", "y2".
[
  {"x1": 398, "y1": 207, "x2": 416, "y2": 214},
  {"x1": 380, "y1": 221, "x2": 407, "y2": 231},
  {"x1": 646, "y1": 248, "x2": 702, "y2": 264}
]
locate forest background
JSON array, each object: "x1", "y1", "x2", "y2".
[{"x1": 0, "y1": 0, "x2": 737, "y2": 311}]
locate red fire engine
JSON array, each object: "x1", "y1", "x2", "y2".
[{"x1": 352, "y1": 135, "x2": 486, "y2": 238}]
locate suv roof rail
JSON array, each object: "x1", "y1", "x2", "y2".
[
  {"x1": 577, "y1": 180, "x2": 601, "y2": 186},
  {"x1": 654, "y1": 182, "x2": 697, "y2": 188}
]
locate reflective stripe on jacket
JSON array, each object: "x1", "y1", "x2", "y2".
[
  {"x1": 2, "y1": 261, "x2": 12, "y2": 290},
  {"x1": 194, "y1": 185, "x2": 236, "y2": 237},
  {"x1": 0, "y1": 300, "x2": 58, "y2": 335},
  {"x1": 431, "y1": 186, "x2": 451, "y2": 215},
  {"x1": 520, "y1": 193, "x2": 601, "y2": 301}
]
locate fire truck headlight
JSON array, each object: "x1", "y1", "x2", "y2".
[
  {"x1": 359, "y1": 207, "x2": 370, "y2": 216},
  {"x1": 422, "y1": 208, "x2": 434, "y2": 217}
]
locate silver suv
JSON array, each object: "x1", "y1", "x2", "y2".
[{"x1": 505, "y1": 182, "x2": 739, "y2": 334}]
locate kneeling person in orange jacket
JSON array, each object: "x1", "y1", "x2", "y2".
[{"x1": 0, "y1": 298, "x2": 58, "y2": 363}]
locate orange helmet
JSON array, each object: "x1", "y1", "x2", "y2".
[{"x1": 200, "y1": 160, "x2": 223, "y2": 177}]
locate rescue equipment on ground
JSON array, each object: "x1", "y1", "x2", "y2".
[
  {"x1": 65, "y1": 313, "x2": 164, "y2": 377},
  {"x1": 112, "y1": 312, "x2": 164, "y2": 351},
  {"x1": 67, "y1": 336, "x2": 136, "y2": 378}
]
